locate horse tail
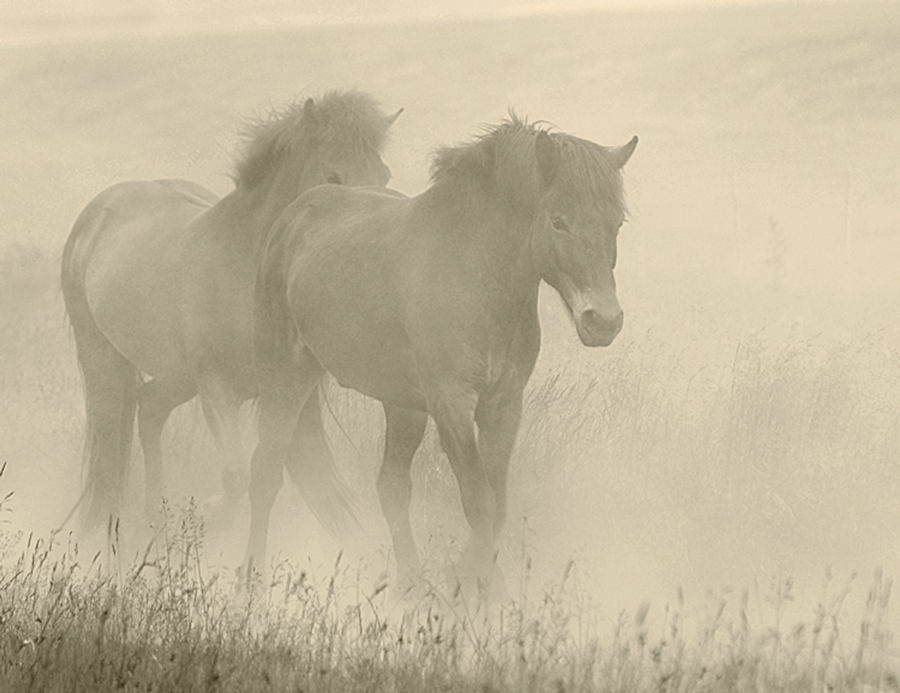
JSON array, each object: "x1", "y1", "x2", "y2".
[
  {"x1": 61, "y1": 211, "x2": 140, "y2": 533},
  {"x1": 288, "y1": 389, "x2": 360, "y2": 537},
  {"x1": 254, "y1": 227, "x2": 359, "y2": 538}
]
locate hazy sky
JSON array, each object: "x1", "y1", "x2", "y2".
[
  {"x1": 0, "y1": 0, "x2": 857, "y2": 45},
  {"x1": 2, "y1": 0, "x2": 852, "y2": 24}
]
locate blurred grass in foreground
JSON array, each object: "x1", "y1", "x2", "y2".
[{"x1": 0, "y1": 492, "x2": 896, "y2": 692}]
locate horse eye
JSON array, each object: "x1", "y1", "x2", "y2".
[
  {"x1": 550, "y1": 215, "x2": 570, "y2": 233},
  {"x1": 326, "y1": 173, "x2": 343, "y2": 185}
]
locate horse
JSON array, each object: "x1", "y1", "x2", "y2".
[
  {"x1": 245, "y1": 115, "x2": 637, "y2": 598},
  {"x1": 61, "y1": 89, "x2": 402, "y2": 533}
]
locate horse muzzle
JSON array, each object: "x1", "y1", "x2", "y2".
[{"x1": 575, "y1": 307, "x2": 623, "y2": 347}]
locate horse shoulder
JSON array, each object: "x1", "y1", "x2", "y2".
[{"x1": 506, "y1": 296, "x2": 542, "y2": 383}]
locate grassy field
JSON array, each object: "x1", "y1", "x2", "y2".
[
  {"x1": 2, "y1": 2, "x2": 900, "y2": 689},
  {"x1": 0, "y1": 502, "x2": 895, "y2": 692}
]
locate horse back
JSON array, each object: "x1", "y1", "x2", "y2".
[{"x1": 68, "y1": 179, "x2": 216, "y2": 265}]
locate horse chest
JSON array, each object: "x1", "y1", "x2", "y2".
[
  {"x1": 482, "y1": 324, "x2": 538, "y2": 391},
  {"x1": 482, "y1": 350, "x2": 509, "y2": 391}
]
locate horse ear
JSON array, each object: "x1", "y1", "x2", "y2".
[
  {"x1": 535, "y1": 130, "x2": 559, "y2": 185},
  {"x1": 387, "y1": 107, "x2": 404, "y2": 127},
  {"x1": 303, "y1": 97, "x2": 318, "y2": 123},
  {"x1": 609, "y1": 135, "x2": 638, "y2": 169}
]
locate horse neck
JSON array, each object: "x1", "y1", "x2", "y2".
[{"x1": 429, "y1": 181, "x2": 543, "y2": 300}]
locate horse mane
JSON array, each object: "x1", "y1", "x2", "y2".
[
  {"x1": 233, "y1": 89, "x2": 392, "y2": 189},
  {"x1": 429, "y1": 113, "x2": 627, "y2": 216}
]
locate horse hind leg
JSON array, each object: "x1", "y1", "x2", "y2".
[
  {"x1": 137, "y1": 379, "x2": 195, "y2": 523},
  {"x1": 67, "y1": 311, "x2": 141, "y2": 534},
  {"x1": 244, "y1": 348, "x2": 325, "y2": 580},
  {"x1": 61, "y1": 237, "x2": 139, "y2": 533},
  {"x1": 377, "y1": 403, "x2": 428, "y2": 591},
  {"x1": 197, "y1": 376, "x2": 248, "y2": 529}
]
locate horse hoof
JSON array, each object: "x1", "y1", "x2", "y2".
[
  {"x1": 222, "y1": 469, "x2": 250, "y2": 498},
  {"x1": 200, "y1": 495, "x2": 238, "y2": 532},
  {"x1": 442, "y1": 561, "x2": 510, "y2": 606}
]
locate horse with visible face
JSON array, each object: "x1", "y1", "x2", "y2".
[
  {"x1": 246, "y1": 116, "x2": 637, "y2": 597},
  {"x1": 61, "y1": 90, "x2": 401, "y2": 532}
]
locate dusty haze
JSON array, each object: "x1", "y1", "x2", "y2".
[{"x1": 1, "y1": 1, "x2": 899, "y2": 630}]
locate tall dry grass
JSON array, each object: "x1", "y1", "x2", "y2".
[{"x1": 0, "y1": 487, "x2": 896, "y2": 692}]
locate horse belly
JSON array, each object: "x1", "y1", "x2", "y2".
[
  {"x1": 183, "y1": 280, "x2": 257, "y2": 396},
  {"x1": 302, "y1": 321, "x2": 426, "y2": 411}
]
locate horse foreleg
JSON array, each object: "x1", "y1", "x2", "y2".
[
  {"x1": 475, "y1": 391, "x2": 523, "y2": 539},
  {"x1": 377, "y1": 404, "x2": 428, "y2": 589},
  {"x1": 473, "y1": 391, "x2": 525, "y2": 602},
  {"x1": 137, "y1": 379, "x2": 195, "y2": 523},
  {"x1": 430, "y1": 391, "x2": 498, "y2": 599},
  {"x1": 198, "y1": 377, "x2": 248, "y2": 528}
]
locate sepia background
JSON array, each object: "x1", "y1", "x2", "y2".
[{"x1": 2, "y1": 0, "x2": 899, "y2": 628}]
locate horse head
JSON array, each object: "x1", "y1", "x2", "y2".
[
  {"x1": 297, "y1": 96, "x2": 403, "y2": 190},
  {"x1": 234, "y1": 90, "x2": 402, "y2": 195},
  {"x1": 533, "y1": 130, "x2": 637, "y2": 347}
]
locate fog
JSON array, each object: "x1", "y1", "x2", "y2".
[{"x1": 1, "y1": 0, "x2": 899, "y2": 631}]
